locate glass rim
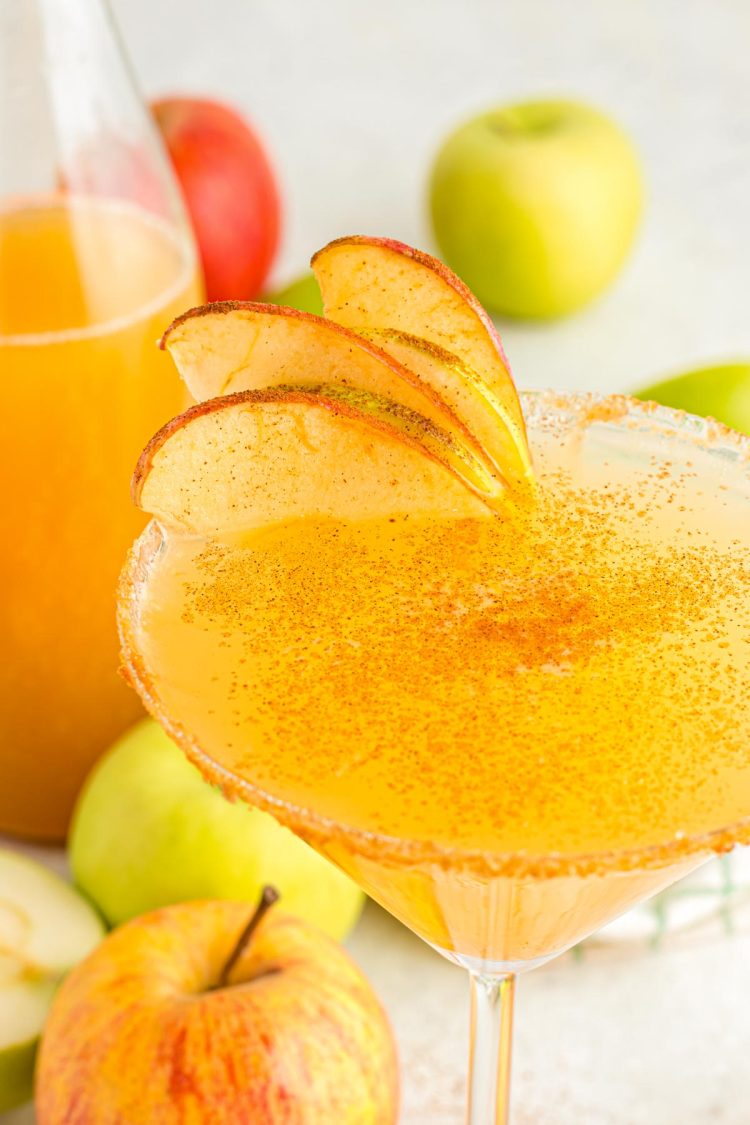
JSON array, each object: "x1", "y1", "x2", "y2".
[
  {"x1": 119, "y1": 389, "x2": 750, "y2": 880},
  {"x1": 0, "y1": 195, "x2": 198, "y2": 347}
]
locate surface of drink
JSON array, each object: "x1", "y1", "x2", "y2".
[
  {"x1": 0, "y1": 197, "x2": 202, "y2": 839},
  {"x1": 122, "y1": 395, "x2": 750, "y2": 965}
]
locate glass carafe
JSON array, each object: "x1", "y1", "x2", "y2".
[{"x1": 0, "y1": 0, "x2": 203, "y2": 840}]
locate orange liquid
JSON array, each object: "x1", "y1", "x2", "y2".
[
  {"x1": 0, "y1": 199, "x2": 202, "y2": 839},
  {"x1": 122, "y1": 399, "x2": 750, "y2": 965}
]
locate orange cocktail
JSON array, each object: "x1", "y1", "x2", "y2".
[
  {"x1": 121, "y1": 393, "x2": 750, "y2": 963},
  {"x1": 116, "y1": 239, "x2": 750, "y2": 1123},
  {"x1": 0, "y1": 198, "x2": 201, "y2": 839}
]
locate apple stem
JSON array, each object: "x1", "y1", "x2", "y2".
[{"x1": 214, "y1": 885, "x2": 280, "y2": 990}]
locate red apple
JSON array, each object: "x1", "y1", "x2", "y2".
[
  {"x1": 152, "y1": 96, "x2": 281, "y2": 301},
  {"x1": 36, "y1": 892, "x2": 398, "y2": 1123}
]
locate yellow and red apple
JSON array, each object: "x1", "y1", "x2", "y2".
[{"x1": 36, "y1": 898, "x2": 399, "y2": 1123}]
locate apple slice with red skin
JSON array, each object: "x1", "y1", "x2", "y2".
[
  {"x1": 160, "y1": 301, "x2": 502, "y2": 487},
  {"x1": 355, "y1": 326, "x2": 524, "y2": 486},
  {"x1": 133, "y1": 386, "x2": 494, "y2": 538},
  {"x1": 311, "y1": 235, "x2": 532, "y2": 487}
]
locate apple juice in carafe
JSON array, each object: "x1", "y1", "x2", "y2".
[
  {"x1": 0, "y1": 198, "x2": 201, "y2": 839},
  {"x1": 0, "y1": 0, "x2": 204, "y2": 838}
]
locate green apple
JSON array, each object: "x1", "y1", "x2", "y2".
[
  {"x1": 69, "y1": 719, "x2": 364, "y2": 940},
  {"x1": 265, "y1": 271, "x2": 323, "y2": 316},
  {"x1": 635, "y1": 361, "x2": 750, "y2": 433},
  {"x1": 429, "y1": 99, "x2": 643, "y2": 319},
  {"x1": 0, "y1": 849, "x2": 104, "y2": 1111}
]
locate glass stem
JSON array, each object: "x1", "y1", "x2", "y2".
[{"x1": 467, "y1": 971, "x2": 516, "y2": 1125}]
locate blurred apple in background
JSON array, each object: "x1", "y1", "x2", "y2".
[
  {"x1": 0, "y1": 850, "x2": 103, "y2": 1112},
  {"x1": 635, "y1": 360, "x2": 750, "y2": 433},
  {"x1": 37, "y1": 897, "x2": 399, "y2": 1123},
  {"x1": 429, "y1": 99, "x2": 643, "y2": 319},
  {"x1": 152, "y1": 96, "x2": 281, "y2": 300},
  {"x1": 265, "y1": 271, "x2": 324, "y2": 316},
  {"x1": 69, "y1": 719, "x2": 364, "y2": 940}
]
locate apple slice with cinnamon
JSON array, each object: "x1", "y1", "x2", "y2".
[
  {"x1": 160, "y1": 302, "x2": 503, "y2": 488},
  {"x1": 311, "y1": 236, "x2": 532, "y2": 488},
  {"x1": 133, "y1": 386, "x2": 494, "y2": 538}
]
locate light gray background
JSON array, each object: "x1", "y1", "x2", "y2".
[
  {"x1": 112, "y1": 0, "x2": 750, "y2": 396},
  {"x1": 7, "y1": 1, "x2": 750, "y2": 1121}
]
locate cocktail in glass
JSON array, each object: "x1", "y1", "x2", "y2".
[{"x1": 119, "y1": 386, "x2": 750, "y2": 1123}]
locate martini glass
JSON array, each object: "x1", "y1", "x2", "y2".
[{"x1": 119, "y1": 392, "x2": 750, "y2": 1124}]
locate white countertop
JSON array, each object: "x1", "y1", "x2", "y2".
[{"x1": 5, "y1": 0, "x2": 750, "y2": 1120}]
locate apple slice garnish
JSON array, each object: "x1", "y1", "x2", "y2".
[
  {"x1": 354, "y1": 326, "x2": 525, "y2": 483},
  {"x1": 134, "y1": 386, "x2": 494, "y2": 537},
  {"x1": 311, "y1": 235, "x2": 532, "y2": 487},
  {"x1": 160, "y1": 301, "x2": 503, "y2": 486}
]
